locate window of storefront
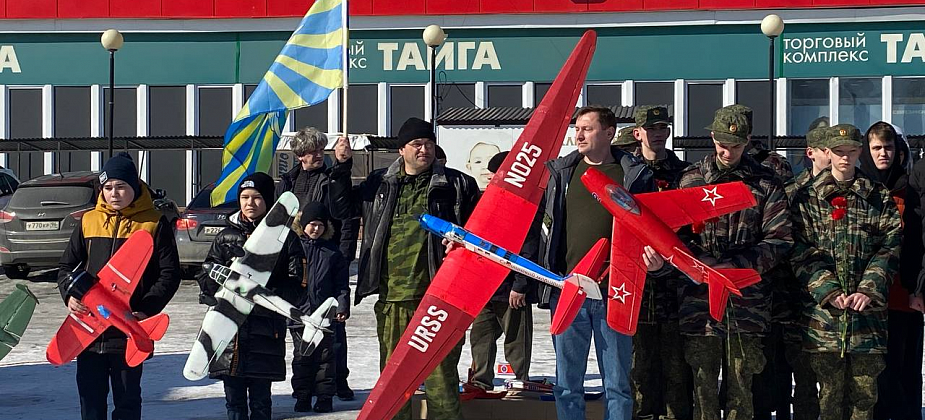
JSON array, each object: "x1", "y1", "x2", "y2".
[
  {"x1": 839, "y1": 78, "x2": 882, "y2": 133},
  {"x1": 293, "y1": 96, "x2": 329, "y2": 132},
  {"x1": 389, "y1": 85, "x2": 424, "y2": 136},
  {"x1": 687, "y1": 84, "x2": 723, "y2": 137},
  {"x1": 534, "y1": 83, "x2": 552, "y2": 106},
  {"x1": 439, "y1": 83, "x2": 476, "y2": 109},
  {"x1": 198, "y1": 87, "x2": 232, "y2": 187},
  {"x1": 635, "y1": 82, "x2": 673, "y2": 112},
  {"x1": 789, "y1": 79, "x2": 829, "y2": 136},
  {"x1": 893, "y1": 78, "x2": 925, "y2": 136},
  {"x1": 735, "y1": 81, "x2": 771, "y2": 137},
  {"x1": 103, "y1": 87, "x2": 137, "y2": 138},
  {"x1": 54, "y1": 86, "x2": 92, "y2": 172},
  {"x1": 586, "y1": 84, "x2": 622, "y2": 107},
  {"x1": 148, "y1": 86, "x2": 187, "y2": 204},
  {"x1": 487, "y1": 84, "x2": 522, "y2": 108},
  {"x1": 347, "y1": 84, "x2": 378, "y2": 135},
  {"x1": 9, "y1": 88, "x2": 44, "y2": 180}
]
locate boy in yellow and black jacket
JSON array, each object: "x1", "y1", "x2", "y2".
[{"x1": 57, "y1": 152, "x2": 181, "y2": 420}]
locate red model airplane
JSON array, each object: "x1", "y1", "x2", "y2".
[
  {"x1": 357, "y1": 30, "x2": 598, "y2": 420},
  {"x1": 47, "y1": 230, "x2": 169, "y2": 367},
  {"x1": 581, "y1": 167, "x2": 762, "y2": 336}
]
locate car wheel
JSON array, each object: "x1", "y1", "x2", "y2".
[{"x1": 4, "y1": 264, "x2": 30, "y2": 280}]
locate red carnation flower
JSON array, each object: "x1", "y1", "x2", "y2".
[
  {"x1": 831, "y1": 196, "x2": 847, "y2": 208},
  {"x1": 832, "y1": 208, "x2": 847, "y2": 221},
  {"x1": 656, "y1": 179, "x2": 669, "y2": 190},
  {"x1": 830, "y1": 196, "x2": 848, "y2": 221}
]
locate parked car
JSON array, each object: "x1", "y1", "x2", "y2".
[
  {"x1": 0, "y1": 168, "x2": 20, "y2": 210},
  {"x1": 175, "y1": 184, "x2": 237, "y2": 279},
  {"x1": 0, "y1": 171, "x2": 180, "y2": 279}
]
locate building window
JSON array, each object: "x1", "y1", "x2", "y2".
[
  {"x1": 347, "y1": 84, "x2": 378, "y2": 135},
  {"x1": 534, "y1": 83, "x2": 552, "y2": 106},
  {"x1": 487, "y1": 84, "x2": 522, "y2": 108},
  {"x1": 586, "y1": 84, "x2": 622, "y2": 107},
  {"x1": 293, "y1": 93, "x2": 331, "y2": 133},
  {"x1": 839, "y1": 78, "x2": 882, "y2": 133},
  {"x1": 635, "y1": 82, "x2": 674, "y2": 110},
  {"x1": 9, "y1": 88, "x2": 44, "y2": 180},
  {"x1": 104, "y1": 87, "x2": 137, "y2": 137},
  {"x1": 438, "y1": 83, "x2": 476, "y2": 110},
  {"x1": 893, "y1": 78, "x2": 925, "y2": 136},
  {"x1": 198, "y1": 87, "x2": 233, "y2": 137},
  {"x1": 735, "y1": 81, "x2": 771, "y2": 137},
  {"x1": 148, "y1": 86, "x2": 187, "y2": 204},
  {"x1": 687, "y1": 84, "x2": 723, "y2": 137},
  {"x1": 789, "y1": 79, "x2": 829, "y2": 136},
  {"x1": 389, "y1": 85, "x2": 424, "y2": 137},
  {"x1": 54, "y1": 87, "x2": 92, "y2": 172}
]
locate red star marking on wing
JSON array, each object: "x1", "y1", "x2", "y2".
[
  {"x1": 610, "y1": 283, "x2": 632, "y2": 304},
  {"x1": 701, "y1": 186, "x2": 724, "y2": 206}
]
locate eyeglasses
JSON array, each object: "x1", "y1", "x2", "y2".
[
  {"x1": 406, "y1": 141, "x2": 436, "y2": 150},
  {"x1": 296, "y1": 149, "x2": 324, "y2": 158}
]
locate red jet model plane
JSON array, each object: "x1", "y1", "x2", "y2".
[
  {"x1": 46, "y1": 230, "x2": 170, "y2": 367},
  {"x1": 581, "y1": 167, "x2": 762, "y2": 336},
  {"x1": 357, "y1": 30, "x2": 598, "y2": 420}
]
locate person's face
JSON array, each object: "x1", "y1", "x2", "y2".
[
  {"x1": 827, "y1": 145, "x2": 862, "y2": 174},
  {"x1": 712, "y1": 138, "x2": 746, "y2": 167},
  {"x1": 635, "y1": 123, "x2": 671, "y2": 153},
  {"x1": 297, "y1": 147, "x2": 325, "y2": 171},
  {"x1": 806, "y1": 147, "x2": 831, "y2": 174},
  {"x1": 867, "y1": 135, "x2": 896, "y2": 171},
  {"x1": 239, "y1": 189, "x2": 267, "y2": 221},
  {"x1": 575, "y1": 112, "x2": 615, "y2": 156},
  {"x1": 305, "y1": 220, "x2": 326, "y2": 240},
  {"x1": 102, "y1": 179, "x2": 135, "y2": 210},
  {"x1": 466, "y1": 144, "x2": 501, "y2": 189},
  {"x1": 399, "y1": 138, "x2": 436, "y2": 173}
]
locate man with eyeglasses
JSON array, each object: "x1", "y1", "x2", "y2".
[
  {"x1": 349, "y1": 117, "x2": 481, "y2": 420},
  {"x1": 275, "y1": 126, "x2": 358, "y2": 406}
]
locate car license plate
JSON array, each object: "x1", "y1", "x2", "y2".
[
  {"x1": 203, "y1": 226, "x2": 222, "y2": 236},
  {"x1": 25, "y1": 221, "x2": 59, "y2": 231}
]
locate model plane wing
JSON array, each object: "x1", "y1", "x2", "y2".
[
  {"x1": 183, "y1": 288, "x2": 254, "y2": 380},
  {"x1": 0, "y1": 284, "x2": 38, "y2": 361},
  {"x1": 606, "y1": 221, "x2": 647, "y2": 336},
  {"x1": 46, "y1": 311, "x2": 109, "y2": 365},
  {"x1": 228, "y1": 191, "x2": 300, "y2": 287},
  {"x1": 96, "y1": 229, "x2": 154, "y2": 306},
  {"x1": 634, "y1": 181, "x2": 757, "y2": 231}
]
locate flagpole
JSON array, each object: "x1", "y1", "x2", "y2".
[{"x1": 341, "y1": 0, "x2": 349, "y2": 138}]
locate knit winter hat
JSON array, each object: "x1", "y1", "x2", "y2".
[
  {"x1": 99, "y1": 152, "x2": 140, "y2": 198},
  {"x1": 237, "y1": 172, "x2": 275, "y2": 204},
  {"x1": 299, "y1": 201, "x2": 330, "y2": 227},
  {"x1": 487, "y1": 151, "x2": 509, "y2": 174},
  {"x1": 397, "y1": 117, "x2": 436, "y2": 146}
]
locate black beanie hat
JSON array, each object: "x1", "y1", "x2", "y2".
[
  {"x1": 237, "y1": 172, "x2": 275, "y2": 204},
  {"x1": 487, "y1": 151, "x2": 508, "y2": 174},
  {"x1": 397, "y1": 117, "x2": 436, "y2": 146},
  {"x1": 299, "y1": 201, "x2": 330, "y2": 227},
  {"x1": 99, "y1": 152, "x2": 140, "y2": 198}
]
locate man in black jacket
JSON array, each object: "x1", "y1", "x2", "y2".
[
  {"x1": 349, "y1": 117, "x2": 480, "y2": 420},
  {"x1": 276, "y1": 126, "x2": 358, "y2": 400},
  {"x1": 58, "y1": 152, "x2": 181, "y2": 420}
]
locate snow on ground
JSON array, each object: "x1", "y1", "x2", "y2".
[{"x1": 0, "y1": 266, "x2": 597, "y2": 420}]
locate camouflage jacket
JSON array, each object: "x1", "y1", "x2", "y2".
[
  {"x1": 749, "y1": 141, "x2": 794, "y2": 183},
  {"x1": 791, "y1": 169, "x2": 901, "y2": 355},
  {"x1": 639, "y1": 149, "x2": 691, "y2": 324},
  {"x1": 677, "y1": 153, "x2": 793, "y2": 337}
]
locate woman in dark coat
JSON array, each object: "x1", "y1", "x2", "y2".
[{"x1": 196, "y1": 172, "x2": 303, "y2": 420}]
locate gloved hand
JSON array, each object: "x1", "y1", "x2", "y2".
[{"x1": 64, "y1": 268, "x2": 97, "y2": 301}]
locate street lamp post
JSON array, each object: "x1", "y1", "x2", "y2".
[
  {"x1": 423, "y1": 25, "x2": 447, "y2": 131},
  {"x1": 761, "y1": 15, "x2": 784, "y2": 150},
  {"x1": 101, "y1": 29, "x2": 124, "y2": 161}
]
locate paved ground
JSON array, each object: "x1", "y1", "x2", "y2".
[{"x1": 0, "y1": 267, "x2": 585, "y2": 420}]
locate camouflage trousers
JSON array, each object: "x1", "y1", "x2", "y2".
[
  {"x1": 784, "y1": 340, "x2": 819, "y2": 420},
  {"x1": 683, "y1": 334, "x2": 765, "y2": 420},
  {"x1": 375, "y1": 300, "x2": 464, "y2": 420},
  {"x1": 632, "y1": 322, "x2": 693, "y2": 420},
  {"x1": 808, "y1": 352, "x2": 884, "y2": 420},
  {"x1": 469, "y1": 301, "x2": 532, "y2": 390}
]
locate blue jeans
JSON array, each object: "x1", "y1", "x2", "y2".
[{"x1": 550, "y1": 293, "x2": 633, "y2": 420}]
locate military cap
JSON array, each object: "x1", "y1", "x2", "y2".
[
  {"x1": 825, "y1": 124, "x2": 863, "y2": 149},
  {"x1": 808, "y1": 116, "x2": 830, "y2": 132},
  {"x1": 805, "y1": 127, "x2": 828, "y2": 149},
  {"x1": 706, "y1": 106, "x2": 751, "y2": 145},
  {"x1": 613, "y1": 126, "x2": 637, "y2": 146},
  {"x1": 634, "y1": 105, "x2": 670, "y2": 127},
  {"x1": 724, "y1": 104, "x2": 754, "y2": 135}
]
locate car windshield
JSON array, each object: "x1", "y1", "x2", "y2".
[
  {"x1": 9, "y1": 186, "x2": 95, "y2": 209},
  {"x1": 188, "y1": 188, "x2": 239, "y2": 210}
]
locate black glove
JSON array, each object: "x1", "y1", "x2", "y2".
[
  {"x1": 199, "y1": 293, "x2": 218, "y2": 307},
  {"x1": 222, "y1": 242, "x2": 246, "y2": 258},
  {"x1": 64, "y1": 268, "x2": 96, "y2": 301}
]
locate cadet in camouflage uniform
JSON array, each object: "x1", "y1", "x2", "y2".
[
  {"x1": 677, "y1": 105, "x2": 792, "y2": 420},
  {"x1": 614, "y1": 125, "x2": 641, "y2": 155},
  {"x1": 629, "y1": 106, "x2": 693, "y2": 420},
  {"x1": 352, "y1": 117, "x2": 481, "y2": 420},
  {"x1": 791, "y1": 124, "x2": 901, "y2": 420},
  {"x1": 727, "y1": 104, "x2": 794, "y2": 182}
]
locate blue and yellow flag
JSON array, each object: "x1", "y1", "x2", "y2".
[{"x1": 212, "y1": 0, "x2": 345, "y2": 206}]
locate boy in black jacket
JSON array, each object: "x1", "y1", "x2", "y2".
[
  {"x1": 58, "y1": 152, "x2": 181, "y2": 420},
  {"x1": 291, "y1": 201, "x2": 350, "y2": 413},
  {"x1": 197, "y1": 172, "x2": 303, "y2": 420}
]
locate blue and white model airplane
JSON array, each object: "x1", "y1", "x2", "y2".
[{"x1": 419, "y1": 213, "x2": 607, "y2": 334}]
